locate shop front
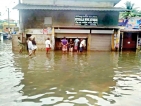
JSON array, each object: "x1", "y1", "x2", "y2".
[
  {"x1": 120, "y1": 30, "x2": 141, "y2": 51},
  {"x1": 119, "y1": 17, "x2": 141, "y2": 51},
  {"x1": 14, "y1": 1, "x2": 124, "y2": 51},
  {"x1": 54, "y1": 28, "x2": 89, "y2": 50},
  {"x1": 53, "y1": 28, "x2": 116, "y2": 51},
  {"x1": 90, "y1": 30, "x2": 114, "y2": 51}
]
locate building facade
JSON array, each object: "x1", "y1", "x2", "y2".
[
  {"x1": 14, "y1": 0, "x2": 124, "y2": 51},
  {"x1": 0, "y1": 19, "x2": 18, "y2": 33},
  {"x1": 119, "y1": 17, "x2": 141, "y2": 51}
]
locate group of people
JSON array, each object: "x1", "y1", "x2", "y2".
[
  {"x1": 18, "y1": 36, "x2": 86, "y2": 56},
  {"x1": 18, "y1": 37, "x2": 51, "y2": 56},
  {"x1": 60, "y1": 37, "x2": 86, "y2": 53},
  {"x1": 18, "y1": 37, "x2": 38, "y2": 56},
  {"x1": 26, "y1": 37, "x2": 37, "y2": 56}
]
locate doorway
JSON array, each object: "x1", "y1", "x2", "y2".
[
  {"x1": 26, "y1": 34, "x2": 32, "y2": 39},
  {"x1": 55, "y1": 38, "x2": 88, "y2": 51},
  {"x1": 122, "y1": 32, "x2": 137, "y2": 51}
]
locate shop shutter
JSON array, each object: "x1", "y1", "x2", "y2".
[{"x1": 90, "y1": 34, "x2": 111, "y2": 51}]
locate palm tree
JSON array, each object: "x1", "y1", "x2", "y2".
[
  {"x1": 120, "y1": 1, "x2": 138, "y2": 19},
  {"x1": 137, "y1": 11, "x2": 141, "y2": 17}
]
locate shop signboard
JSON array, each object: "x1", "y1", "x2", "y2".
[
  {"x1": 75, "y1": 15, "x2": 98, "y2": 26},
  {"x1": 119, "y1": 17, "x2": 141, "y2": 29}
]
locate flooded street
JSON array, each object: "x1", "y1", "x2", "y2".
[{"x1": 0, "y1": 40, "x2": 141, "y2": 106}]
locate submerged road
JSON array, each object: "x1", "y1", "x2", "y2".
[{"x1": 0, "y1": 40, "x2": 141, "y2": 106}]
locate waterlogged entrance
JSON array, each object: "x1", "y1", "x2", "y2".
[{"x1": 0, "y1": 40, "x2": 141, "y2": 106}]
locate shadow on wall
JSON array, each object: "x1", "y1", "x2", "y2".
[{"x1": 102, "y1": 14, "x2": 114, "y2": 26}]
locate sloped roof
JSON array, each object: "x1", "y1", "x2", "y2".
[{"x1": 13, "y1": 4, "x2": 126, "y2": 11}]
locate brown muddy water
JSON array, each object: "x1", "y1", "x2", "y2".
[{"x1": 0, "y1": 40, "x2": 141, "y2": 106}]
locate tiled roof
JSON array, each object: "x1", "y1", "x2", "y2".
[{"x1": 13, "y1": 4, "x2": 126, "y2": 11}]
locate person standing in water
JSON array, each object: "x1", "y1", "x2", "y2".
[
  {"x1": 74, "y1": 37, "x2": 80, "y2": 52},
  {"x1": 79, "y1": 38, "x2": 85, "y2": 53},
  {"x1": 45, "y1": 38, "x2": 51, "y2": 54},
  {"x1": 32, "y1": 37, "x2": 37, "y2": 55},
  {"x1": 28, "y1": 37, "x2": 33, "y2": 56},
  {"x1": 61, "y1": 37, "x2": 68, "y2": 53},
  {"x1": 69, "y1": 38, "x2": 74, "y2": 52}
]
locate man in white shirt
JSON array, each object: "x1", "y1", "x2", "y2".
[
  {"x1": 45, "y1": 38, "x2": 51, "y2": 53},
  {"x1": 74, "y1": 37, "x2": 80, "y2": 52},
  {"x1": 79, "y1": 38, "x2": 86, "y2": 52},
  {"x1": 28, "y1": 37, "x2": 33, "y2": 56}
]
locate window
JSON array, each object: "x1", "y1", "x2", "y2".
[{"x1": 44, "y1": 17, "x2": 52, "y2": 25}]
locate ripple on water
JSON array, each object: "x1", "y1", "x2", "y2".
[{"x1": 1, "y1": 41, "x2": 141, "y2": 106}]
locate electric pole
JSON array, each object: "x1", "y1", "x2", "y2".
[{"x1": 8, "y1": 8, "x2": 10, "y2": 34}]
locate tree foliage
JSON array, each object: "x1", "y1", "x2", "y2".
[{"x1": 120, "y1": 1, "x2": 139, "y2": 19}]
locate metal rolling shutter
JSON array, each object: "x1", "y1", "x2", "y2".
[
  {"x1": 90, "y1": 34, "x2": 111, "y2": 51},
  {"x1": 55, "y1": 33, "x2": 88, "y2": 38}
]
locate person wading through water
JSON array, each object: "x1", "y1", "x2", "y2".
[
  {"x1": 61, "y1": 37, "x2": 68, "y2": 53},
  {"x1": 28, "y1": 37, "x2": 33, "y2": 56},
  {"x1": 32, "y1": 37, "x2": 37, "y2": 55},
  {"x1": 45, "y1": 38, "x2": 51, "y2": 54}
]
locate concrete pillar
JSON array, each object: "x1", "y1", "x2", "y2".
[
  {"x1": 12, "y1": 34, "x2": 21, "y2": 51},
  {"x1": 116, "y1": 29, "x2": 120, "y2": 51},
  {"x1": 51, "y1": 27, "x2": 55, "y2": 50},
  {"x1": 111, "y1": 31, "x2": 115, "y2": 51},
  {"x1": 19, "y1": 10, "x2": 24, "y2": 34},
  {"x1": 87, "y1": 33, "x2": 91, "y2": 51},
  {"x1": 120, "y1": 32, "x2": 124, "y2": 51},
  {"x1": 136, "y1": 33, "x2": 139, "y2": 49},
  {"x1": 113, "y1": 29, "x2": 120, "y2": 51}
]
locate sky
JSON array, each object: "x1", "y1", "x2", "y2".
[
  {"x1": 0, "y1": 0, "x2": 141, "y2": 20},
  {"x1": 115, "y1": 0, "x2": 141, "y2": 9},
  {"x1": 0, "y1": 0, "x2": 19, "y2": 20}
]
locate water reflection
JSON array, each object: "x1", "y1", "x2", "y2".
[{"x1": 0, "y1": 40, "x2": 141, "y2": 106}]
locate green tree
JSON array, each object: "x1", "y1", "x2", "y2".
[
  {"x1": 137, "y1": 11, "x2": 141, "y2": 17},
  {"x1": 120, "y1": 1, "x2": 139, "y2": 19}
]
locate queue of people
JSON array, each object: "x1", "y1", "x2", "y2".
[{"x1": 60, "y1": 37, "x2": 86, "y2": 53}]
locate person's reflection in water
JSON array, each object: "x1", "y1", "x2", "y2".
[
  {"x1": 74, "y1": 53, "x2": 78, "y2": 64},
  {"x1": 45, "y1": 54, "x2": 51, "y2": 70},
  {"x1": 61, "y1": 54, "x2": 67, "y2": 62},
  {"x1": 46, "y1": 53, "x2": 51, "y2": 61},
  {"x1": 28, "y1": 58, "x2": 35, "y2": 70},
  {"x1": 61, "y1": 54, "x2": 68, "y2": 71}
]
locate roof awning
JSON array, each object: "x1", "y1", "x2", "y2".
[
  {"x1": 53, "y1": 25, "x2": 121, "y2": 29},
  {"x1": 13, "y1": 4, "x2": 126, "y2": 12},
  {"x1": 121, "y1": 29, "x2": 141, "y2": 32},
  {"x1": 91, "y1": 29, "x2": 114, "y2": 34}
]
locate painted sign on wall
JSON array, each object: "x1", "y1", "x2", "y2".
[
  {"x1": 26, "y1": 27, "x2": 52, "y2": 35},
  {"x1": 75, "y1": 15, "x2": 98, "y2": 26},
  {"x1": 119, "y1": 17, "x2": 141, "y2": 29}
]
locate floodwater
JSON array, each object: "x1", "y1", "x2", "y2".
[{"x1": 0, "y1": 40, "x2": 141, "y2": 106}]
